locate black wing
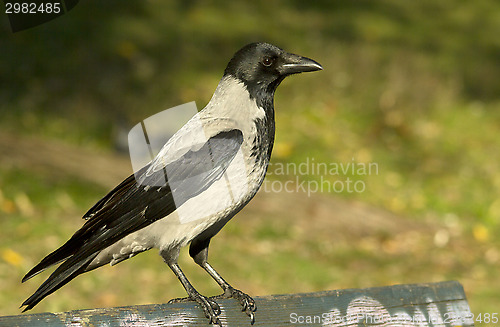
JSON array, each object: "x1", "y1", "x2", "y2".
[{"x1": 21, "y1": 129, "x2": 243, "y2": 311}]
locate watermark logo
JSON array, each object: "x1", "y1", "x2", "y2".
[
  {"x1": 263, "y1": 157, "x2": 378, "y2": 196},
  {"x1": 4, "y1": 0, "x2": 79, "y2": 32},
  {"x1": 128, "y1": 102, "x2": 248, "y2": 224},
  {"x1": 289, "y1": 294, "x2": 475, "y2": 326},
  {"x1": 128, "y1": 102, "x2": 197, "y2": 178}
]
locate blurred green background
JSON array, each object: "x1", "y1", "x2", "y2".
[{"x1": 1, "y1": 0, "x2": 499, "y2": 325}]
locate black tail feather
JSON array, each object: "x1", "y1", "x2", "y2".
[
  {"x1": 22, "y1": 242, "x2": 79, "y2": 283},
  {"x1": 21, "y1": 252, "x2": 98, "y2": 312}
]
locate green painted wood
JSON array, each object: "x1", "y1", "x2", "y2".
[{"x1": 0, "y1": 281, "x2": 474, "y2": 326}]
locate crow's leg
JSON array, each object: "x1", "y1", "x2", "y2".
[
  {"x1": 203, "y1": 261, "x2": 257, "y2": 324},
  {"x1": 162, "y1": 249, "x2": 221, "y2": 326},
  {"x1": 190, "y1": 239, "x2": 257, "y2": 325}
]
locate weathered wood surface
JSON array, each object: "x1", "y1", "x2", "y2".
[{"x1": 0, "y1": 281, "x2": 473, "y2": 326}]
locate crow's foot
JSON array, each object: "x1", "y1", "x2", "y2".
[
  {"x1": 169, "y1": 294, "x2": 222, "y2": 326},
  {"x1": 211, "y1": 287, "x2": 256, "y2": 325}
]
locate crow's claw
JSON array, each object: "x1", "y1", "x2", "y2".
[
  {"x1": 169, "y1": 294, "x2": 222, "y2": 325},
  {"x1": 211, "y1": 288, "x2": 256, "y2": 324}
]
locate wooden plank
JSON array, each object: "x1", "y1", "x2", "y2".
[{"x1": 0, "y1": 281, "x2": 474, "y2": 326}]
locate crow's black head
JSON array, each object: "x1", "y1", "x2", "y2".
[{"x1": 224, "y1": 43, "x2": 322, "y2": 101}]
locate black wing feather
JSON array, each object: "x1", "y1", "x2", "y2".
[
  {"x1": 82, "y1": 165, "x2": 149, "y2": 220},
  {"x1": 21, "y1": 129, "x2": 243, "y2": 310}
]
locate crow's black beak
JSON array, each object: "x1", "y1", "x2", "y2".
[{"x1": 279, "y1": 52, "x2": 323, "y2": 75}]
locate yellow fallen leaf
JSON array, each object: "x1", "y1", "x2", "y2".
[
  {"x1": 2, "y1": 248, "x2": 24, "y2": 267},
  {"x1": 2, "y1": 200, "x2": 16, "y2": 214},
  {"x1": 472, "y1": 224, "x2": 489, "y2": 242},
  {"x1": 273, "y1": 142, "x2": 293, "y2": 159}
]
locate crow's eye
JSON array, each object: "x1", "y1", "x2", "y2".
[{"x1": 262, "y1": 56, "x2": 275, "y2": 67}]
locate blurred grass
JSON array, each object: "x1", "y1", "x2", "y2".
[{"x1": 1, "y1": 0, "x2": 499, "y2": 325}]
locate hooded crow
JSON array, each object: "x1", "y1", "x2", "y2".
[{"x1": 22, "y1": 42, "x2": 322, "y2": 326}]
